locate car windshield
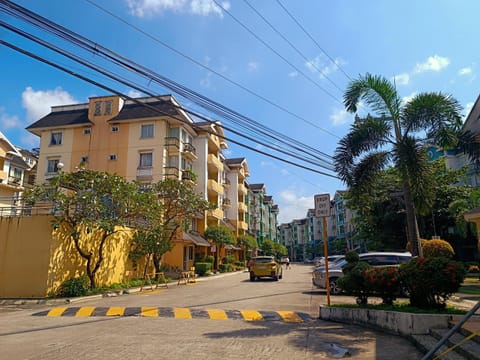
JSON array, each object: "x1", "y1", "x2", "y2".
[{"x1": 253, "y1": 257, "x2": 274, "y2": 263}]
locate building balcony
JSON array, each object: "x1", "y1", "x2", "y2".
[
  {"x1": 237, "y1": 220, "x2": 248, "y2": 230},
  {"x1": 207, "y1": 208, "x2": 224, "y2": 220},
  {"x1": 181, "y1": 169, "x2": 196, "y2": 182},
  {"x1": 238, "y1": 202, "x2": 248, "y2": 213},
  {"x1": 137, "y1": 167, "x2": 153, "y2": 181},
  {"x1": 207, "y1": 179, "x2": 224, "y2": 195},
  {"x1": 207, "y1": 153, "x2": 223, "y2": 171},
  {"x1": 165, "y1": 137, "x2": 180, "y2": 148},
  {"x1": 164, "y1": 166, "x2": 180, "y2": 179},
  {"x1": 238, "y1": 183, "x2": 247, "y2": 195},
  {"x1": 182, "y1": 142, "x2": 197, "y2": 160},
  {"x1": 222, "y1": 198, "x2": 231, "y2": 208}
]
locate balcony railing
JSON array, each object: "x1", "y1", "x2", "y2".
[
  {"x1": 164, "y1": 137, "x2": 180, "y2": 148},
  {"x1": 136, "y1": 167, "x2": 153, "y2": 180},
  {"x1": 182, "y1": 142, "x2": 197, "y2": 159},
  {"x1": 207, "y1": 179, "x2": 224, "y2": 195},
  {"x1": 164, "y1": 166, "x2": 180, "y2": 179}
]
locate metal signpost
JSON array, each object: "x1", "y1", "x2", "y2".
[{"x1": 315, "y1": 194, "x2": 331, "y2": 306}]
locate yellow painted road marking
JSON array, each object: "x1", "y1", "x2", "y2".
[
  {"x1": 47, "y1": 307, "x2": 67, "y2": 317},
  {"x1": 207, "y1": 309, "x2": 228, "y2": 320},
  {"x1": 138, "y1": 289, "x2": 166, "y2": 295},
  {"x1": 277, "y1": 311, "x2": 304, "y2": 323},
  {"x1": 240, "y1": 310, "x2": 263, "y2": 321},
  {"x1": 141, "y1": 307, "x2": 159, "y2": 317},
  {"x1": 174, "y1": 307, "x2": 192, "y2": 319},
  {"x1": 76, "y1": 307, "x2": 95, "y2": 317},
  {"x1": 106, "y1": 307, "x2": 125, "y2": 316}
]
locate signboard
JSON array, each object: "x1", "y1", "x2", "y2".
[
  {"x1": 314, "y1": 193, "x2": 331, "y2": 217},
  {"x1": 210, "y1": 245, "x2": 216, "y2": 253}
]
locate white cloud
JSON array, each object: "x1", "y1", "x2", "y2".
[
  {"x1": 126, "y1": 0, "x2": 229, "y2": 18},
  {"x1": 247, "y1": 61, "x2": 259, "y2": 72},
  {"x1": 393, "y1": 73, "x2": 410, "y2": 86},
  {"x1": 414, "y1": 55, "x2": 450, "y2": 74},
  {"x1": 0, "y1": 108, "x2": 21, "y2": 129},
  {"x1": 260, "y1": 160, "x2": 273, "y2": 167},
  {"x1": 402, "y1": 92, "x2": 418, "y2": 105},
  {"x1": 277, "y1": 190, "x2": 313, "y2": 224},
  {"x1": 288, "y1": 71, "x2": 298, "y2": 78},
  {"x1": 330, "y1": 108, "x2": 351, "y2": 126},
  {"x1": 126, "y1": 89, "x2": 142, "y2": 98},
  {"x1": 459, "y1": 67, "x2": 472, "y2": 76},
  {"x1": 305, "y1": 55, "x2": 345, "y2": 79},
  {"x1": 200, "y1": 72, "x2": 212, "y2": 88},
  {"x1": 22, "y1": 87, "x2": 77, "y2": 123},
  {"x1": 464, "y1": 101, "x2": 474, "y2": 119}
]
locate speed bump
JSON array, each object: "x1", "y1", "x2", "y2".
[{"x1": 33, "y1": 307, "x2": 312, "y2": 322}]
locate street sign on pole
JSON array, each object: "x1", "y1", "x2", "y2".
[{"x1": 314, "y1": 194, "x2": 331, "y2": 217}]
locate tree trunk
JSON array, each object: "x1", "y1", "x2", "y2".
[{"x1": 402, "y1": 179, "x2": 423, "y2": 257}]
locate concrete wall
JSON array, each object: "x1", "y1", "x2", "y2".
[{"x1": 0, "y1": 216, "x2": 133, "y2": 298}]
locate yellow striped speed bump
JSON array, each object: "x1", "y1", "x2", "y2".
[{"x1": 33, "y1": 307, "x2": 312, "y2": 323}]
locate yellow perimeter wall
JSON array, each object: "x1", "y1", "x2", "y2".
[{"x1": 0, "y1": 216, "x2": 133, "y2": 298}]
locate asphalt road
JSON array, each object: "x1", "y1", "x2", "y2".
[{"x1": 0, "y1": 263, "x2": 423, "y2": 359}]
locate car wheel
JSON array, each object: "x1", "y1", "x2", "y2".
[
  {"x1": 273, "y1": 275, "x2": 279, "y2": 281},
  {"x1": 329, "y1": 278, "x2": 342, "y2": 295},
  {"x1": 279, "y1": 272, "x2": 283, "y2": 280},
  {"x1": 250, "y1": 275, "x2": 255, "y2": 281}
]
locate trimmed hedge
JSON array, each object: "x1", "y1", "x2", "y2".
[{"x1": 194, "y1": 262, "x2": 212, "y2": 276}]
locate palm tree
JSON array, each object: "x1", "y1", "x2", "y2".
[{"x1": 334, "y1": 73, "x2": 463, "y2": 257}]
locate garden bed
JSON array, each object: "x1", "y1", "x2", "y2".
[{"x1": 319, "y1": 305, "x2": 467, "y2": 336}]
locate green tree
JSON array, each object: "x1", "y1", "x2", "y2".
[
  {"x1": 335, "y1": 73, "x2": 463, "y2": 257},
  {"x1": 237, "y1": 234, "x2": 258, "y2": 260},
  {"x1": 204, "y1": 225, "x2": 235, "y2": 269},
  {"x1": 260, "y1": 238, "x2": 275, "y2": 256},
  {"x1": 130, "y1": 178, "x2": 211, "y2": 275},
  {"x1": 26, "y1": 170, "x2": 143, "y2": 288},
  {"x1": 274, "y1": 242, "x2": 288, "y2": 257}
]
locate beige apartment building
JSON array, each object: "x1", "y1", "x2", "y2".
[{"x1": 25, "y1": 94, "x2": 249, "y2": 270}]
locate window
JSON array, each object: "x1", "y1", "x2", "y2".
[
  {"x1": 83, "y1": 128, "x2": 91, "y2": 135},
  {"x1": 111, "y1": 126, "x2": 119, "y2": 133},
  {"x1": 50, "y1": 132, "x2": 62, "y2": 145},
  {"x1": 109, "y1": 154, "x2": 117, "y2": 161},
  {"x1": 141, "y1": 124, "x2": 154, "y2": 138},
  {"x1": 81, "y1": 156, "x2": 89, "y2": 163},
  {"x1": 139, "y1": 152, "x2": 152, "y2": 168},
  {"x1": 94, "y1": 101, "x2": 102, "y2": 115},
  {"x1": 47, "y1": 159, "x2": 60, "y2": 173},
  {"x1": 104, "y1": 100, "x2": 113, "y2": 115},
  {"x1": 188, "y1": 246, "x2": 194, "y2": 261}
]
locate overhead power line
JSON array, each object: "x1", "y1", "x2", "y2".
[
  {"x1": 212, "y1": 0, "x2": 343, "y2": 105},
  {"x1": 0, "y1": 39, "x2": 339, "y2": 179},
  {"x1": 0, "y1": 0, "x2": 335, "y2": 169},
  {"x1": 84, "y1": 0, "x2": 340, "y2": 140},
  {"x1": 275, "y1": 0, "x2": 352, "y2": 81},
  {"x1": 242, "y1": 0, "x2": 344, "y2": 93}
]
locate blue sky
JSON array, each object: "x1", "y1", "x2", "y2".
[{"x1": 1, "y1": 0, "x2": 479, "y2": 223}]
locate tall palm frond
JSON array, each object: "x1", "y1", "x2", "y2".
[
  {"x1": 334, "y1": 116, "x2": 392, "y2": 184},
  {"x1": 343, "y1": 73, "x2": 402, "y2": 119},
  {"x1": 402, "y1": 92, "x2": 463, "y2": 147},
  {"x1": 350, "y1": 151, "x2": 391, "y2": 190},
  {"x1": 457, "y1": 130, "x2": 480, "y2": 164},
  {"x1": 393, "y1": 136, "x2": 435, "y2": 215}
]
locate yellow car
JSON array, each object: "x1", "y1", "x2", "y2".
[{"x1": 249, "y1": 256, "x2": 283, "y2": 281}]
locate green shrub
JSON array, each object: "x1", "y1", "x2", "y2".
[
  {"x1": 422, "y1": 239, "x2": 455, "y2": 259},
  {"x1": 399, "y1": 257, "x2": 466, "y2": 309},
  {"x1": 223, "y1": 255, "x2": 235, "y2": 264},
  {"x1": 364, "y1": 267, "x2": 402, "y2": 305},
  {"x1": 338, "y1": 251, "x2": 372, "y2": 304},
  {"x1": 57, "y1": 276, "x2": 89, "y2": 297},
  {"x1": 219, "y1": 264, "x2": 233, "y2": 273},
  {"x1": 195, "y1": 253, "x2": 205, "y2": 262},
  {"x1": 205, "y1": 255, "x2": 215, "y2": 264},
  {"x1": 194, "y1": 262, "x2": 212, "y2": 276},
  {"x1": 235, "y1": 261, "x2": 245, "y2": 269}
]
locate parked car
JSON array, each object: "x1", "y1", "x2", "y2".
[
  {"x1": 314, "y1": 255, "x2": 345, "y2": 268},
  {"x1": 249, "y1": 256, "x2": 283, "y2": 281},
  {"x1": 312, "y1": 252, "x2": 412, "y2": 294}
]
